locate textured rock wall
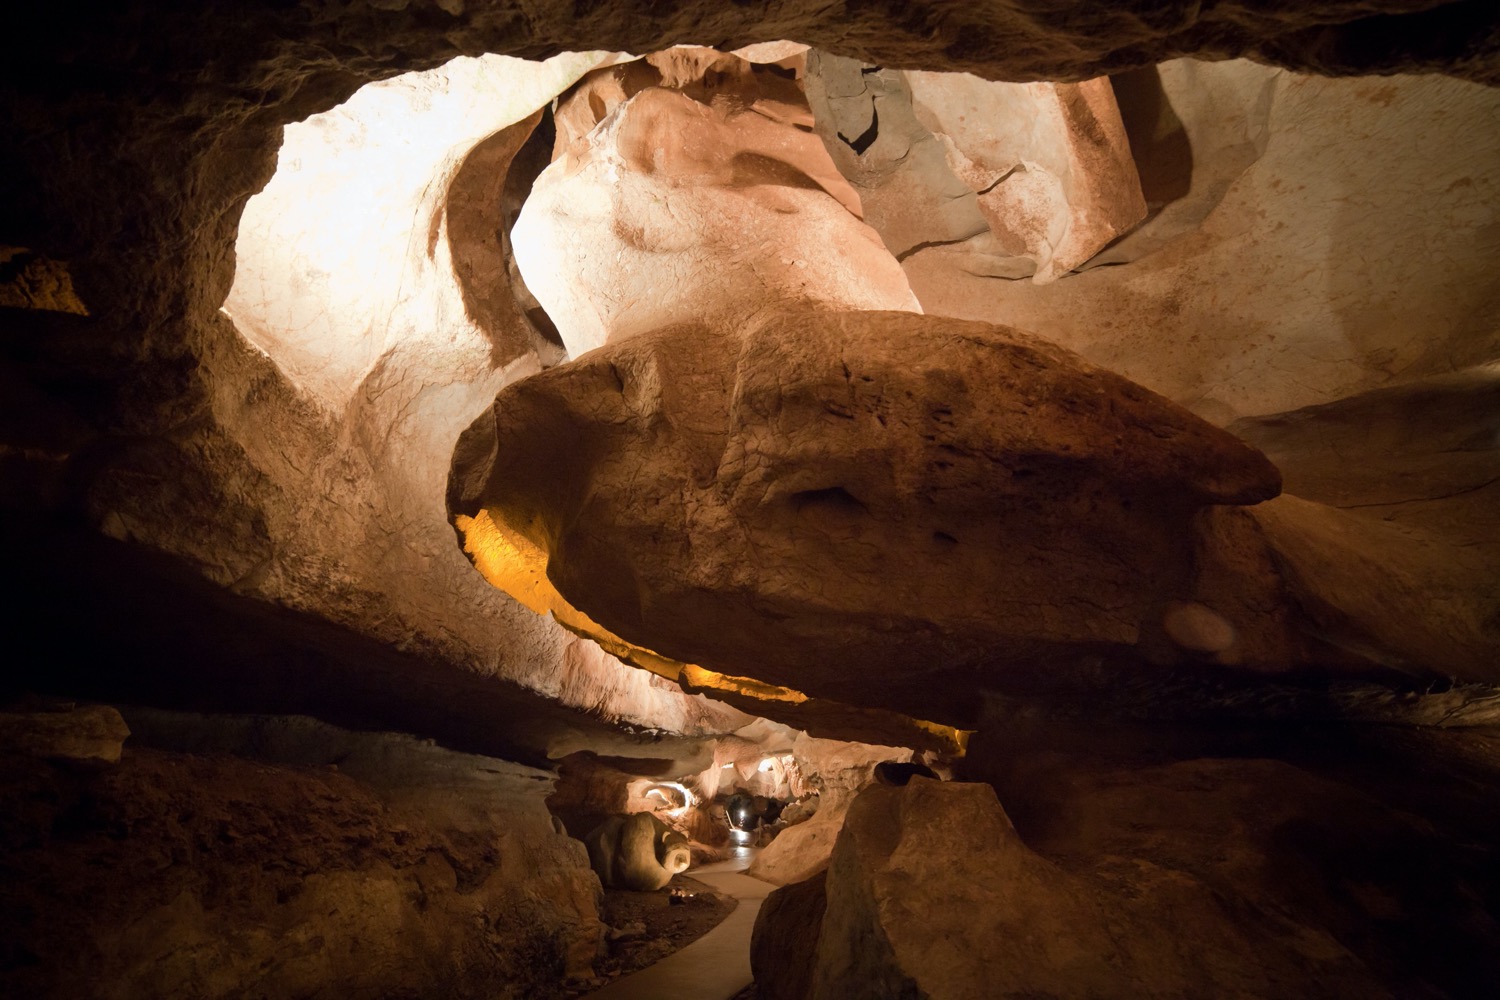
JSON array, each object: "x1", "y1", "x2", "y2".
[
  {"x1": 754, "y1": 754, "x2": 1500, "y2": 998},
  {"x1": 464, "y1": 307, "x2": 1282, "y2": 723},
  {"x1": 0, "y1": 708, "x2": 604, "y2": 1000}
]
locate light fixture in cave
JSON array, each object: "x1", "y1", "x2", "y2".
[{"x1": 644, "y1": 781, "x2": 695, "y2": 815}]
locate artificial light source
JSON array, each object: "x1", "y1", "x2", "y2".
[{"x1": 644, "y1": 781, "x2": 696, "y2": 815}]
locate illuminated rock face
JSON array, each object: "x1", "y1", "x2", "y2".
[
  {"x1": 513, "y1": 56, "x2": 920, "y2": 358},
  {"x1": 463, "y1": 308, "x2": 1281, "y2": 723},
  {"x1": 805, "y1": 54, "x2": 1146, "y2": 284},
  {"x1": 915, "y1": 62, "x2": 1500, "y2": 424}
]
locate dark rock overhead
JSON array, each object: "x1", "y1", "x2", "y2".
[{"x1": 462, "y1": 308, "x2": 1283, "y2": 724}]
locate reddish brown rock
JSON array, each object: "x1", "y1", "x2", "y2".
[
  {"x1": 465, "y1": 308, "x2": 1280, "y2": 724},
  {"x1": 0, "y1": 713, "x2": 603, "y2": 1000},
  {"x1": 760, "y1": 778, "x2": 1395, "y2": 998}
]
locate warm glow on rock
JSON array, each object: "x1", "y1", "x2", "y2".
[
  {"x1": 222, "y1": 51, "x2": 619, "y2": 408},
  {"x1": 456, "y1": 506, "x2": 970, "y2": 754}
]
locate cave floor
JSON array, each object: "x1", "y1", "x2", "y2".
[{"x1": 583, "y1": 855, "x2": 774, "y2": 1000}]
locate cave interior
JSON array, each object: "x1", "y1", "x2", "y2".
[{"x1": 2, "y1": 3, "x2": 1500, "y2": 999}]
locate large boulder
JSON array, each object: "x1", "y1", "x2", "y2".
[
  {"x1": 584, "y1": 812, "x2": 692, "y2": 891},
  {"x1": 462, "y1": 308, "x2": 1281, "y2": 723},
  {"x1": 765, "y1": 777, "x2": 1400, "y2": 999}
]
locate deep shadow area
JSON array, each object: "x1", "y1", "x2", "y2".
[
  {"x1": 0, "y1": 513, "x2": 704, "y2": 769},
  {"x1": 961, "y1": 716, "x2": 1500, "y2": 998}
]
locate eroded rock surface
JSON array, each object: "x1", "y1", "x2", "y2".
[
  {"x1": 805, "y1": 53, "x2": 1146, "y2": 283},
  {"x1": 0, "y1": 703, "x2": 130, "y2": 765},
  {"x1": 463, "y1": 308, "x2": 1280, "y2": 724},
  {"x1": 756, "y1": 772, "x2": 1500, "y2": 998},
  {"x1": 749, "y1": 734, "x2": 913, "y2": 886},
  {"x1": 919, "y1": 64, "x2": 1500, "y2": 423},
  {"x1": 514, "y1": 63, "x2": 918, "y2": 357},
  {"x1": 0, "y1": 711, "x2": 603, "y2": 1000}
]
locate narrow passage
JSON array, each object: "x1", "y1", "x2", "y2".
[{"x1": 584, "y1": 855, "x2": 772, "y2": 1000}]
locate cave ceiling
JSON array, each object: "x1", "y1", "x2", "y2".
[{"x1": 1, "y1": 1, "x2": 1498, "y2": 765}]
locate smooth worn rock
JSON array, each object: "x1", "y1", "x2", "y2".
[
  {"x1": 585, "y1": 812, "x2": 693, "y2": 891},
  {"x1": 466, "y1": 308, "x2": 1281, "y2": 724},
  {"x1": 960, "y1": 722, "x2": 1500, "y2": 999},
  {"x1": 513, "y1": 78, "x2": 919, "y2": 358},
  {"x1": 750, "y1": 734, "x2": 913, "y2": 885},
  {"x1": 919, "y1": 65, "x2": 1500, "y2": 423},
  {"x1": 906, "y1": 71, "x2": 1146, "y2": 282},
  {"x1": 751, "y1": 869, "x2": 827, "y2": 1000}
]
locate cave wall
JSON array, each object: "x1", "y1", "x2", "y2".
[{"x1": 1, "y1": 706, "x2": 603, "y2": 999}]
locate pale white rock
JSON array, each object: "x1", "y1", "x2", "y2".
[{"x1": 1162, "y1": 600, "x2": 1238, "y2": 653}]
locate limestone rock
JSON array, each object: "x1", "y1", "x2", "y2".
[
  {"x1": 0, "y1": 704, "x2": 130, "y2": 765},
  {"x1": 513, "y1": 82, "x2": 919, "y2": 358},
  {"x1": 1250, "y1": 495, "x2": 1500, "y2": 679},
  {"x1": 0, "y1": 711, "x2": 603, "y2": 999},
  {"x1": 802, "y1": 53, "x2": 996, "y2": 264},
  {"x1": 749, "y1": 818, "x2": 844, "y2": 888},
  {"x1": 1226, "y1": 371, "x2": 1500, "y2": 679},
  {"x1": 584, "y1": 812, "x2": 693, "y2": 891},
  {"x1": 467, "y1": 308, "x2": 1281, "y2": 723},
  {"x1": 917, "y1": 66, "x2": 1500, "y2": 423},
  {"x1": 960, "y1": 725, "x2": 1500, "y2": 999},
  {"x1": 785, "y1": 778, "x2": 1390, "y2": 999},
  {"x1": 751, "y1": 870, "x2": 827, "y2": 1000},
  {"x1": 1162, "y1": 600, "x2": 1238, "y2": 654},
  {"x1": 907, "y1": 71, "x2": 1146, "y2": 282}
]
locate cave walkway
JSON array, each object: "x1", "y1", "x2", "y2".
[{"x1": 584, "y1": 855, "x2": 773, "y2": 1000}]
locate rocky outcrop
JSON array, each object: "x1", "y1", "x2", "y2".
[
  {"x1": 755, "y1": 771, "x2": 1500, "y2": 998},
  {"x1": 585, "y1": 812, "x2": 693, "y2": 891},
  {"x1": 920, "y1": 63, "x2": 1500, "y2": 424},
  {"x1": 749, "y1": 734, "x2": 914, "y2": 886},
  {"x1": 3, "y1": 4, "x2": 1496, "y2": 760},
  {"x1": 751, "y1": 870, "x2": 827, "y2": 1000},
  {"x1": 463, "y1": 307, "x2": 1280, "y2": 724},
  {"x1": 0, "y1": 710, "x2": 603, "y2": 1000}
]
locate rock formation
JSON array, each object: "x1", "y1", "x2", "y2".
[
  {"x1": 513, "y1": 56, "x2": 919, "y2": 357},
  {"x1": 584, "y1": 811, "x2": 693, "y2": 891},
  {"x1": 461, "y1": 307, "x2": 1282, "y2": 723},
  {"x1": 755, "y1": 772, "x2": 1500, "y2": 998},
  {"x1": 806, "y1": 53, "x2": 1147, "y2": 283},
  {"x1": 3, "y1": 2, "x2": 1500, "y2": 998},
  {"x1": 0, "y1": 709, "x2": 602, "y2": 999}
]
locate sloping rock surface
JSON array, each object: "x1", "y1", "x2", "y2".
[{"x1": 515, "y1": 72, "x2": 918, "y2": 357}]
